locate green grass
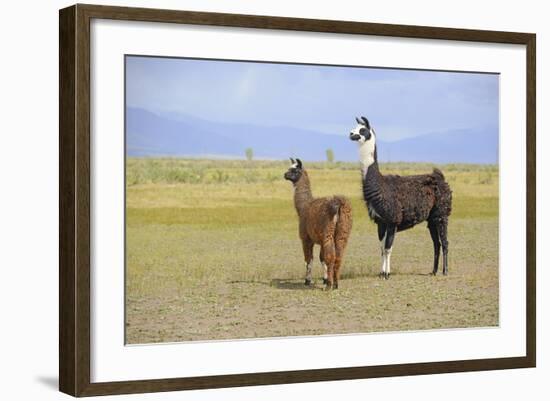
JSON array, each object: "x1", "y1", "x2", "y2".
[{"x1": 125, "y1": 158, "x2": 499, "y2": 343}]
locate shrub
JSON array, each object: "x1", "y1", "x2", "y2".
[
  {"x1": 326, "y1": 148, "x2": 335, "y2": 163},
  {"x1": 212, "y1": 169, "x2": 230, "y2": 184},
  {"x1": 245, "y1": 148, "x2": 254, "y2": 161}
]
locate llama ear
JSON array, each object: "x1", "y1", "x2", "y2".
[
  {"x1": 361, "y1": 116, "x2": 370, "y2": 128},
  {"x1": 355, "y1": 117, "x2": 363, "y2": 125},
  {"x1": 296, "y1": 158, "x2": 303, "y2": 169},
  {"x1": 289, "y1": 157, "x2": 295, "y2": 164}
]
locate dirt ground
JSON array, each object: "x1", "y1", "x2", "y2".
[{"x1": 126, "y1": 268, "x2": 498, "y2": 343}]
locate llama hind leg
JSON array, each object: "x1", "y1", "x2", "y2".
[
  {"x1": 377, "y1": 223, "x2": 387, "y2": 279},
  {"x1": 302, "y1": 238, "x2": 314, "y2": 285},
  {"x1": 333, "y1": 253, "x2": 343, "y2": 290},
  {"x1": 322, "y1": 242, "x2": 336, "y2": 290},
  {"x1": 333, "y1": 236, "x2": 350, "y2": 289},
  {"x1": 319, "y1": 252, "x2": 328, "y2": 285},
  {"x1": 438, "y1": 220, "x2": 449, "y2": 275},
  {"x1": 428, "y1": 221, "x2": 441, "y2": 275}
]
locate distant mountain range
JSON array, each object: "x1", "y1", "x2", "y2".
[{"x1": 126, "y1": 107, "x2": 498, "y2": 164}]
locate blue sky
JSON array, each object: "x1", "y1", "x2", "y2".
[{"x1": 126, "y1": 56, "x2": 499, "y2": 142}]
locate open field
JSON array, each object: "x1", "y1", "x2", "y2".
[{"x1": 125, "y1": 159, "x2": 499, "y2": 344}]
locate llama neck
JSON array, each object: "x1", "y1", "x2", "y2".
[
  {"x1": 293, "y1": 171, "x2": 313, "y2": 215},
  {"x1": 356, "y1": 135, "x2": 386, "y2": 217},
  {"x1": 362, "y1": 161, "x2": 382, "y2": 194},
  {"x1": 361, "y1": 153, "x2": 384, "y2": 205},
  {"x1": 358, "y1": 140, "x2": 378, "y2": 177}
]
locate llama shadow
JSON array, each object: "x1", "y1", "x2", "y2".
[
  {"x1": 227, "y1": 280, "x2": 267, "y2": 286},
  {"x1": 340, "y1": 269, "x2": 434, "y2": 280},
  {"x1": 270, "y1": 278, "x2": 320, "y2": 290},
  {"x1": 339, "y1": 272, "x2": 370, "y2": 280},
  {"x1": 389, "y1": 271, "x2": 436, "y2": 277}
]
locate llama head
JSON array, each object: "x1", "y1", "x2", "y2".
[
  {"x1": 284, "y1": 157, "x2": 303, "y2": 183},
  {"x1": 349, "y1": 116, "x2": 375, "y2": 143},
  {"x1": 349, "y1": 116, "x2": 377, "y2": 171}
]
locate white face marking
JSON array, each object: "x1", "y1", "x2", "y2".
[
  {"x1": 350, "y1": 123, "x2": 365, "y2": 138},
  {"x1": 289, "y1": 161, "x2": 300, "y2": 188},
  {"x1": 351, "y1": 124, "x2": 376, "y2": 176}
]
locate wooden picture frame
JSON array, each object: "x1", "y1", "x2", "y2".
[{"x1": 59, "y1": 3, "x2": 536, "y2": 397}]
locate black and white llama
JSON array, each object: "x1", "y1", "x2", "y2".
[{"x1": 349, "y1": 116, "x2": 452, "y2": 278}]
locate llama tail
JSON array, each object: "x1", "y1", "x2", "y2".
[
  {"x1": 326, "y1": 196, "x2": 352, "y2": 228},
  {"x1": 327, "y1": 198, "x2": 342, "y2": 222},
  {"x1": 432, "y1": 168, "x2": 445, "y2": 181},
  {"x1": 333, "y1": 196, "x2": 353, "y2": 245},
  {"x1": 431, "y1": 168, "x2": 452, "y2": 217},
  {"x1": 328, "y1": 196, "x2": 351, "y2": 218}
]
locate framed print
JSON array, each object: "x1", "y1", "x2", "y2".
[{"x1": 59, "y1": 4, "x2": 536, "y2": 397}]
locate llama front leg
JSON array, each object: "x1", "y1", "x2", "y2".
[
  {"x1": 383, "y1": 225, "x2": 396, "y2": 279},
  {"x1": 378, "y1": 224, "x2": 396, "y2": 280},
  {"x1": 302, "y1": 238, "x2": 314, "y2": 285}
]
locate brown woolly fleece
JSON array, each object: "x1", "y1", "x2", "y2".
[{"x1": 286, "y1": 166, "x2": 352, "y2": 289}]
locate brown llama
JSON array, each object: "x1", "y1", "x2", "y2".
[{"x1": 284, "y1": 158, "x2": 353, "y2": 289}]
